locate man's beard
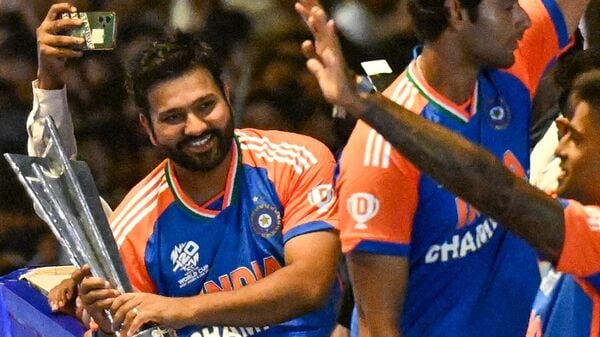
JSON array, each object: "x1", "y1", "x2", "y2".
[{"x1": 160, "y1": 124, "x2": 234, "y2": 172}]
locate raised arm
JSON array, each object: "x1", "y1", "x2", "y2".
[
  {"x1": 557, "y1": 0, "x2": 592, "y2": 36},
  {"x1": 302, "y1": 5, "x2": 566, "y2": 263},
  {"x1": 28, "y1": 2, "x2": 84, "y2": 159}
]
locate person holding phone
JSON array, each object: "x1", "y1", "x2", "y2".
[{"x1": 30, "y1": 3, "x2": 340, "y2": 337}]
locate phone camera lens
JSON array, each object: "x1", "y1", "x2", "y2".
[
  {"x1": 98, "y1": 16, "x2": 104, "y2": 23},
  {"x1": 105, "y1": 16, "x2": 111, "y2": 23}
]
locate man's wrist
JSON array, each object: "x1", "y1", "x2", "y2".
[{"x1": 37, "y1": 74, "x2": 65, "y2": 90}]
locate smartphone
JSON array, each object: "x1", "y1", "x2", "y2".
[{"x1": 61, "y1": 11, "x2": 117, "y2": 50}]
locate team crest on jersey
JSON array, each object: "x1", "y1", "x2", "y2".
[
  {"x1": 347, "y1": 192, "x2": 380, "y2": 230},
  {"x1": 488, "y1": 104, "x2": 511, "y2": 129},
  {"x1": 171, "y1": 241, "x2": 209, "y2": 288},
  {"x1": 250, "y1": 204, "x2": 281, "y2": 238},
  {"x1": 307, "y1": 184, "x2": 336, "y2": 214}
]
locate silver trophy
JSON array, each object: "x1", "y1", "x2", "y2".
[{"x1": 4, "y1": 117, "x2": 176, "y2": 337}]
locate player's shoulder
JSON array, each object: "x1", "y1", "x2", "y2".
[
  {"x1": 111, "y1": 160, "x2": 169, "y2": 220},
  {"x1": 235, "y1": 128, "x2": 335, "y2": 173}
]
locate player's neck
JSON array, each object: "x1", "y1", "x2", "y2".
[
  {"x1": 172, "y1": 149, "x2": 233, "y2": 206},
  {"x1": 419, "y1": 41, "x2": 480, "y2": 105}
]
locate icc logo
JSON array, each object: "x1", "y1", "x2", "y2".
[
  {"x1": 171, "y1": 241, "x2": 200, "y2": 273},
  {"x1": 488, "y1": 104, "x2": 511, "y2": 130},
  {"x1": 347, "y1": 192, "x2": 380, "y2": 230},
  {"x1": 307, "y1": 184, "x2": 335, "y2": 214}
]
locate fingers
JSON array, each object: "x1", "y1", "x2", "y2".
[
  {"x1": 45, "y1": 3, "x2": 76, "y2": 21},
  {"x1": 295, "y1": 0, "x2": 323, "y2": 23},
  {"x1": 79, "y1": 278, "x2": 120, "y2": 310},
  {"x1": 123, "y1": 307, "x2": 148, "y2": 337},
  {"x1": 48, "y1": 278, "x2": 76, "y2": 311},
  {"x1": 110, "y1": 294, "x2": 145, "y2": 334},
  {"x1": 39, "y1": 43, "x2": 84, "y2": 58},
  {"x1": 38, "y1": 3, "x2": 84, "y2": 54},
  {"x1": 301, "y1": 40, "x2": 316, "y2": 60},
  {"x1": 71, "y1": 265, "x2": 91, "y2": 284}
]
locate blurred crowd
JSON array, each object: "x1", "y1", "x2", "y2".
[{"x1": 0, "y1": 0, "x2": 416, "y2": 274}]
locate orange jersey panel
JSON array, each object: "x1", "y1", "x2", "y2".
[
  {"x1": 236, "y1": 129, "x2": 338, "y2": 236},
  {"x1": 109, "y1": 160, "x2": 173, "y2": 293},
  {"x1": 557, "y1": 201, "x2": 600, "y2": 277},
  {"x1": 508, "y1": 0, "x2": 567, "y2": 96}
]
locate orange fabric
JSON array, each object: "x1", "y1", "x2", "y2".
[
  {"x1": 508, "y1": 0, "x2": 562, "y2": 97},
  {"x1": 337, "y1": 121, "x2": 420, "y2": 253},
  {"x1": 557, "y1": 201, "x2": 600, "y2": 277},
  {"x1": 109, "y1": 161, "x2": 174, "y2": 293},
  {"x1": 337, "y1": 71, "x2": 427, "y2": 254},
  {"x1": 237, "y1": 128, "x2": 338, "y2": 235}
]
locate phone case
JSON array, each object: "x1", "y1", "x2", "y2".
[{"x1": 61, "y1": 12, "x2": 117, "y2": 50}]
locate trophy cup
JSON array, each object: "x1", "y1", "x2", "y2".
[{"x1": 4, "y1": 117, "x2": 177, "y2": 337}]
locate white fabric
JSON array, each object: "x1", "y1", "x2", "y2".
[
  {"x1": 530, "y1": 122, "x2": 561, "y2": 194},
  {"x1": 27, "y1": 80, "x2": 113, "y2": 218}
]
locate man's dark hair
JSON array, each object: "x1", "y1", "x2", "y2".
[
  {"x1": 128, "y1": 32, "x2": 225, "y2": 119},
  {"x1": 408, "y1": 0, "x2": 481, "y2": 41},
  {"x1": 570, "y1": 70, "x2": 600, "y2": 117},
  {"x1": 554, "y1": 47, "x2": 600, "y2": 114}
]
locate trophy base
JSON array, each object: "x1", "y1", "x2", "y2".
[{"x1": 132, "y1": 326, "x2": 177, "y2": 337}]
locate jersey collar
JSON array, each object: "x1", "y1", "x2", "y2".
[
  {"x1": 406, "y1": 58, "x2": 479, "y2": 123},
  {"x1": 165, "y1": 138, "x2": 241, "y2": 218}
]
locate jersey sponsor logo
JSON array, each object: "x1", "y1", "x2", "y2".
[
  {"x1": 488, "y1": 104, "x2": 511, "y2": 130},
  {"x1": 250, "y1": 204, "x2": 281, "y2": 238},
  {"x1": 307, "y1": 184, "x2": 336, "y2": 214},
  {"x1": 583, "y1": 206, "x2": 600, "y2": 231},
  {"x1": 347, "y1": 192, "x2": 380, "y2": 230},
  {"x1": 455, "y1": 197, "x2": 480, "y2": 229},
  {"x1": 203, "y1": 256, "x2": 282, "y2": 293},
  {"x1": 190, "y1": 325, "x2": 270, "y2": 337},
  {"x1": 363, "y1": 130, "x2": 392, "y2": 168},
  {"x1": 171, "y1": 241, "x2": 209, "y2": 288},
  {"x1": 425, "y1": 218, "x2": 498, "y2": 263}
]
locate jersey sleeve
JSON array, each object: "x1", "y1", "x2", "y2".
[
  {"x1": 557, "y1": 199, "x2": 600, "y2": 291},
  {"x1": 278, "y1": 135, "x2": 338, "y2": 243},
  {"x1": 336, "y1": 121, "x2": 420, "y2": 255},
  {"x1": 27, "y1": 80, "x2": 78, "y2": 159},
  {"x1": 508, "y1": 0, "x2": 570, "y2": 96}
]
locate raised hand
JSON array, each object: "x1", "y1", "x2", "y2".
[
  {"x1": 110, "y1": 292, "x2": 189, "y2": 336},
  {"x1": 295, "y1": 4, "x2": 362, "y2": 114},
  {"x1": 36, "y1": 2, "x2": 85, "y2": 89}
]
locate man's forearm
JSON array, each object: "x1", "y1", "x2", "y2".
[
  {"x1": 349, "y1": 94, "x2": 565, "y2": 263},
  {"x1": 182, "y1": 231, "x2": 339, "y2": 327}
]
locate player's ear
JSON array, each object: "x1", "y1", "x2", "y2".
[
  {"x1": 139, "y1": 113, "x2": 158, "y2": 146},
  {"x1": 445, "y1": 0, "x2": 465, "y2": 28}
]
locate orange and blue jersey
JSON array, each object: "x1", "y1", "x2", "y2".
[
  {"x1": 337, "y1": 0, "x2": 570, "y2": 336},
  {"x1": 110, "y1": 129, "x2": 339, "y2": 337},
  {"x1": 527, "y1": 200, "x2": 600, "y2": 337}
]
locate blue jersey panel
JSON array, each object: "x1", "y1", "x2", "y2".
[
  {"x1": 531, "y1": 271, "x2": 592, "y2": 337},
  {"x1": 399, "y1": 69, "x2": 539, "y2": 337},
  {"x1": 143, "y1": 163, "x2": 338, "y2": 337}
]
